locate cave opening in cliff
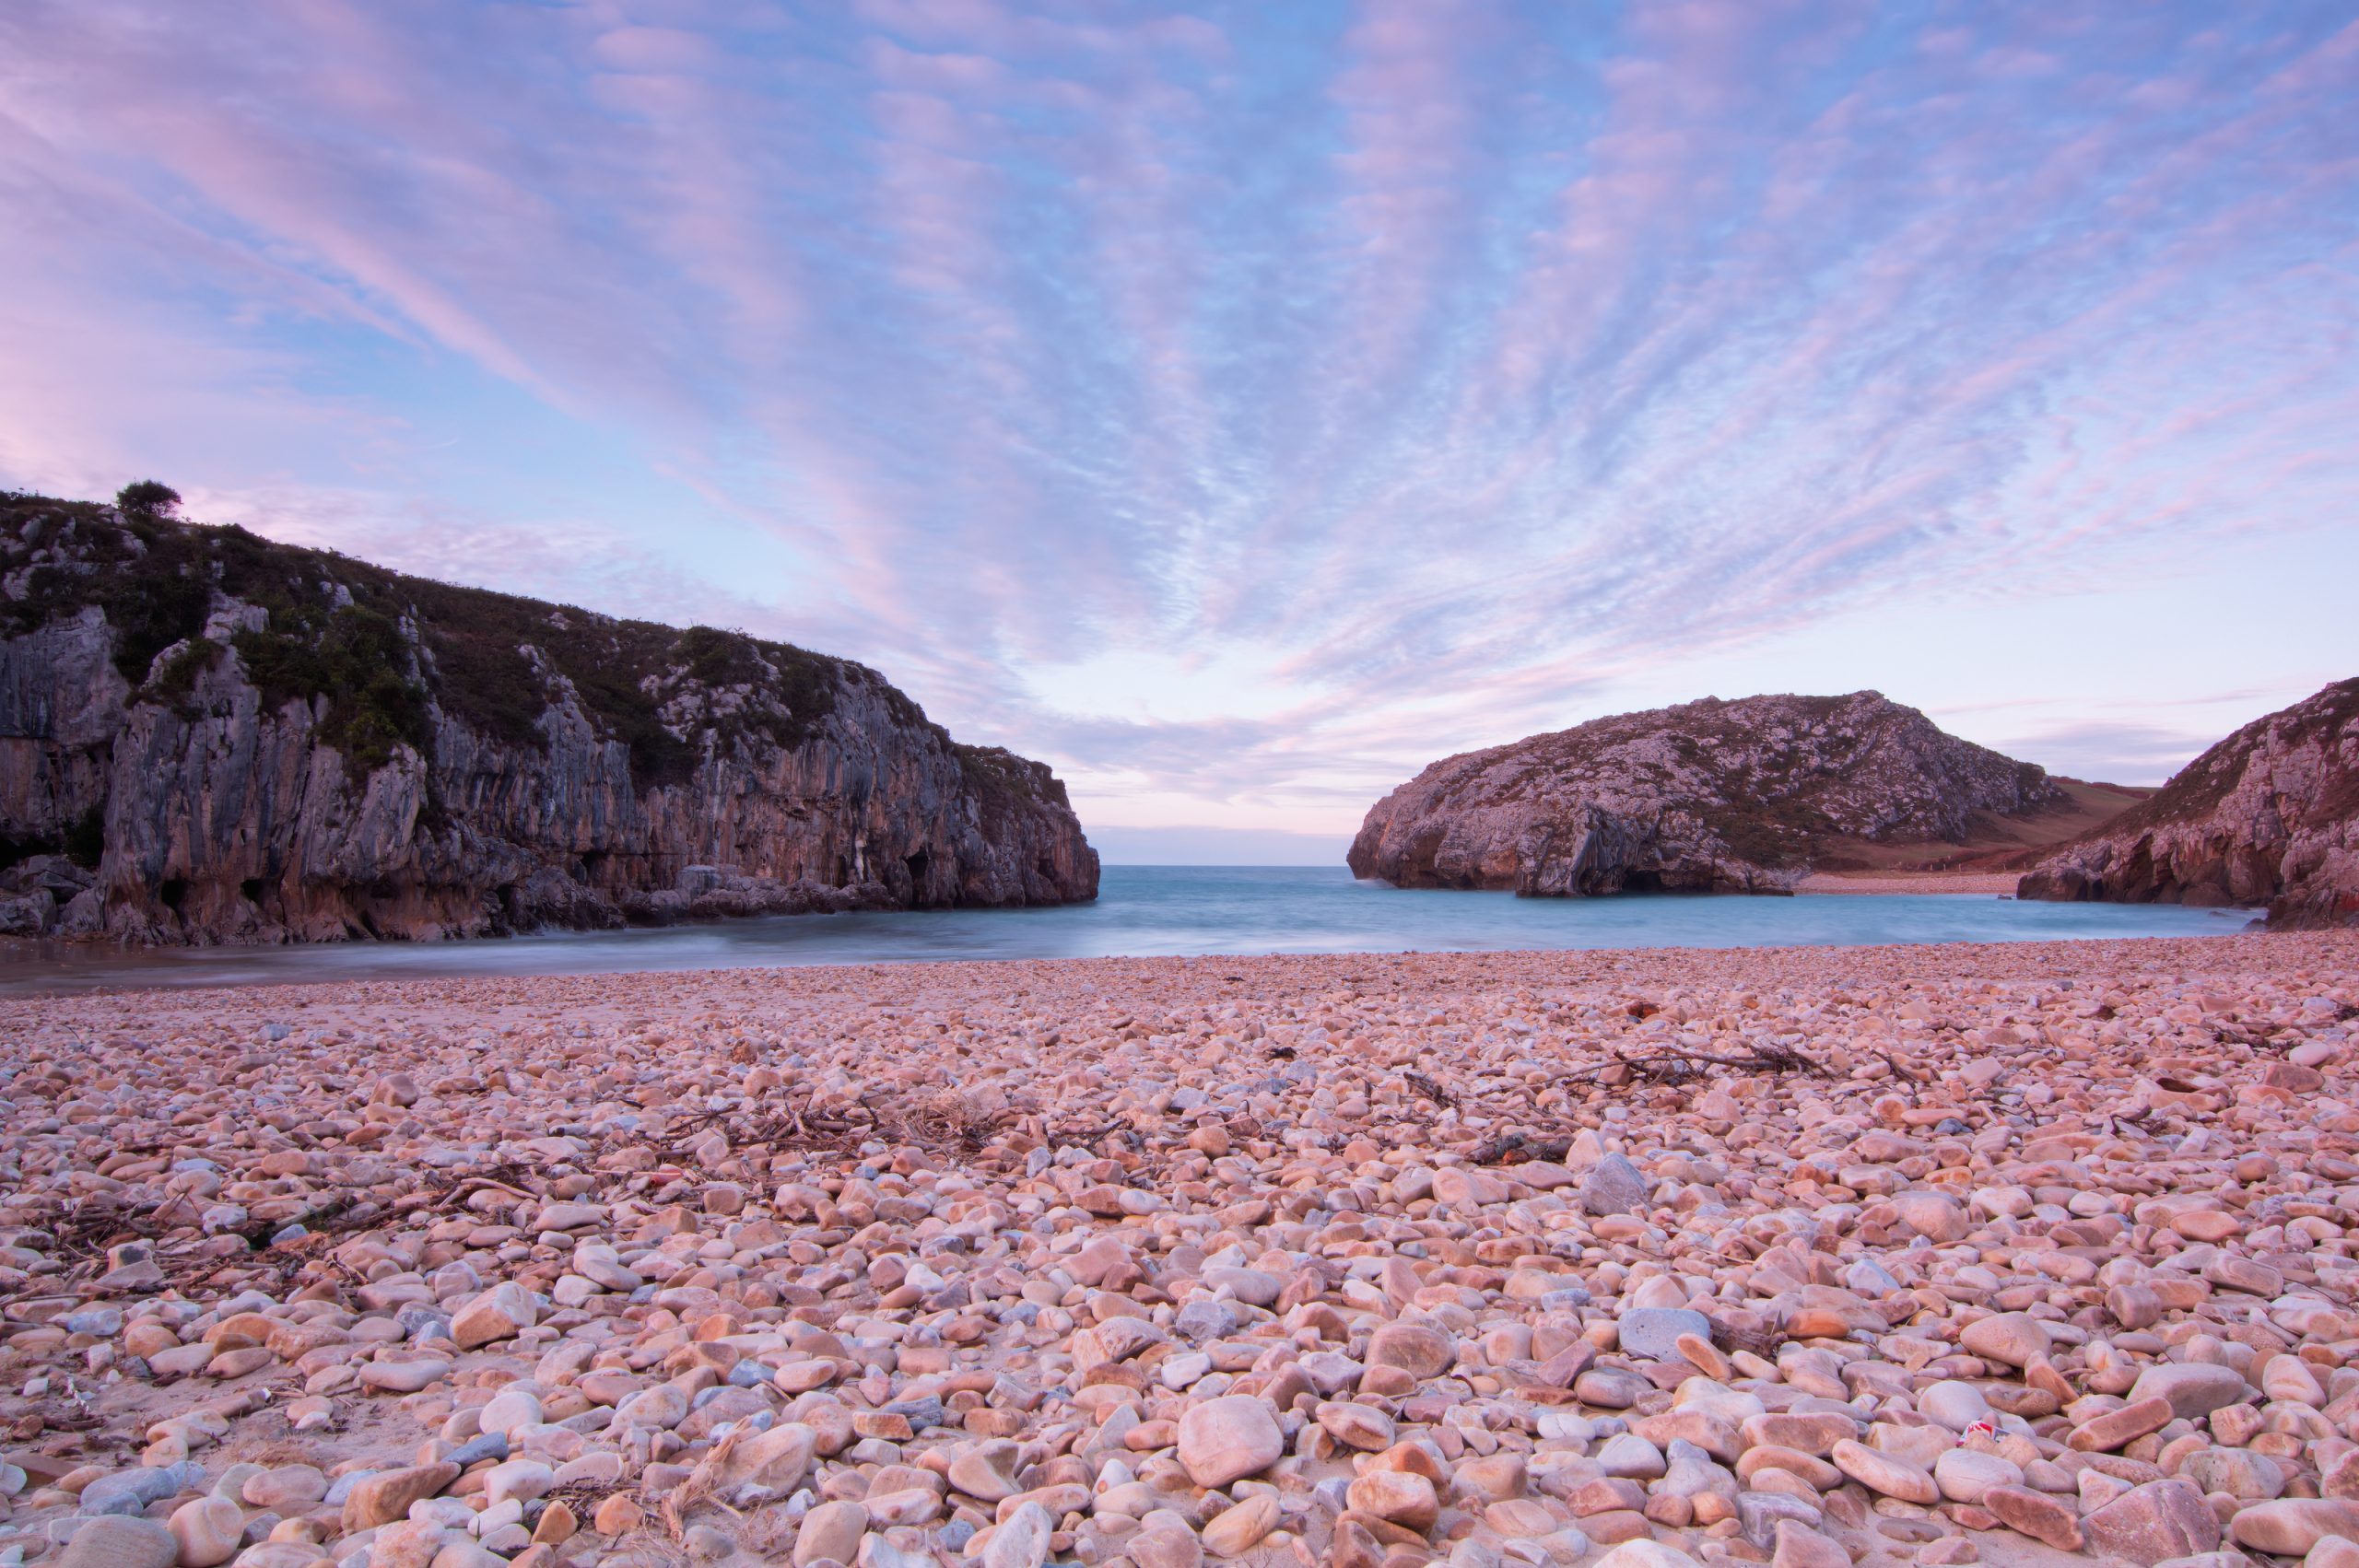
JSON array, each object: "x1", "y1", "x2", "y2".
[
  {"x1": 904, "y1": 849, "x2": 932, "y2": 905},
  {"x1": 159, "y1": 877, "x2": 188, "y2": 911}
]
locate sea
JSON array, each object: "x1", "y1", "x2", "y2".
[{"x1": 0, "y1": 865, "x2": 2253, "y2": 995}]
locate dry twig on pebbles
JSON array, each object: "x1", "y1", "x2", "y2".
[
  {"x1": 1616, "y1": 1041, "x2": 1829, "y2": 1079},
  {"x1": 1403, "y1": 1070, "x2": 1454, "y2": 1106}
]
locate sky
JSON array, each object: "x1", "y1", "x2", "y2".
[{"x1": 3, "y1": 2, "x2": 2355, "y2": 865}]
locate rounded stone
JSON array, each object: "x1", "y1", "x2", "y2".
[
  {"x1": 343, "y1": 1464, "x2": 462, "y2": 1532},
  {"x1": 2083, "y1": 1479, "x2": 2222, "y2": 1567},
  {"x1": 1176, "y1": 1395, "x2": 1285, "y2": 1489},
  {"x1": 1890, "y1": 1190, "x2": 1968, "y2": 1243},
  {"x1": 1618, "y1": 1307, "x2": 1711, "y2": 1363},
  {"x1": 167, "y1": 1495, "x2": 243, "y2": 1568},
  {"x1": 483, "y1": 1459, "x2": 554, "y2": 1507},
  {"x1": 1918, "y1": 1381, "x2": 1992, "y2": 1432},
  {"x1": 476, "y1": 1390, "x2": 542, "y2": 1439},
  {"x1": 1985, "y1": 1485, "x2": 2084, "y2": 1551},
  {"x1": 2231, "y1": 1501, "x2": 2359, "y2": 1558},
  {"x1": 1365, "y1": 1323, "x2": 1456, "y2": 1379},
  {"x1": 1771, "y1": 1522, "x2": 1851, "y2": 1568},
  {"x1": 1934, "y1": 1449, "x2": 2022, "y2": 1504},
  {"x1": 1346, "y1": 1470, "x2": 1439, "y2": 1531},
  {"x1": 1831, "y1": 1439, "x2": 1938, "y2": 1505},
  {"x1": 1592, "y1": 1542, "x2": 1702, "y2": 1568},
  {"x1": 1131, "y1": 1516, "x2": 1203, "y2": 1568},
  {"x1": 1597, "y1": 1433, "x2": 1667, "y2": 1480},
  {"x1": 358, "y1": 1358, "x2": 452, "y2": 1394},
  {"x1": 369, "y1": 1520, "x2": 450, "y2": 1568},
  {"x1": 794, "y1": 1501, "x2": 869, "y2": 1568},
  {"x1": 1959, "y1": 1314, "x2": 2048, "y2": 1369},
  {"x1": 242, "y1": 1467, "x2": 328, "y2": 1512},
  {"x1": 62, "y1": 1517, "x2": 181, "y2": 1568},
  {"x1": 593, "y1": 1495, "x2": 644, "y2": 1536},
  {"x1": 981, "y1": 1501, "x2": 1052, "y2": 1568},
  {"x1": 947, "y1": 1442, "x2": 1021, "y2": 1503},
  {"x1": 2130, "y1": 1363, "x2": 2251, "y2": 1421},
  {"x1": 1202, "y1": 1496, "x2": 1278, "y2": 1559}
]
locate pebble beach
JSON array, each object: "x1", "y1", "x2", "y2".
[{"x1": 5, "y1": 931, "x2": 2358, "y2": 1568}]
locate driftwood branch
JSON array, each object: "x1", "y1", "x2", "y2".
[
  {"x1": 1469, "y1": 1132, "x2": 1573, "y2": 1165},
  {"x1": 1616, "y1": 1043, "x2": 1829, "y2": 1081}
]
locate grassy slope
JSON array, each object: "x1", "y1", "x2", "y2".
[{"x1": 1801, "y1": 778, "x2": 2155, "y2": 873}]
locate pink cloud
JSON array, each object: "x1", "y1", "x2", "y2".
[{"x1": 2, "y1": 0, "x2": 2354, "y2": 833}]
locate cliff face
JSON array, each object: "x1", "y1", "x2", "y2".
[
  {"x1": 1348, "y1": 691, "x2": 2064, "y2": 896},
  {"x1": 2019, "y1": 679, "x2": 2358, "y2": 929},
  {"x1": 0, "y1": 494, "x2": 1097, "y2": 943}
]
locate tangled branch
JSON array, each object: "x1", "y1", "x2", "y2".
[{"x1": 1618, "y1": 1042, "x2": 1828, "y2": 1081}]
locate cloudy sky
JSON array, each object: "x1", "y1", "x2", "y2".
[{"x1": 4, "y1": 1, "x2": 2354, "y2": 862}]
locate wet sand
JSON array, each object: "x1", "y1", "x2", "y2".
[{"x1": 1794, "y1": 874, "x2": 2026, "y2": 897}]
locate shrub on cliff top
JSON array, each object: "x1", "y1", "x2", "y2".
[{"x1": 115, "y1": 480, "x2": 182, "y2": 516}]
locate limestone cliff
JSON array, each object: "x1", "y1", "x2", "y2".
[
  {"x1": 0, "y1": 493, "x2": 1097, "y2": 942},
  {"x1": 1348, "y1": 692, "x2": 2064, "y2": 895},
  {"x1": 2020, "y1": 679, "x2": 2358, "y2": 929}
]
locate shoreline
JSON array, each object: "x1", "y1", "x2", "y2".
[
  {"x1": 1795, "y1": 871, "x2": 2028, "y2": 895},
  {"x1": 0, "y1": 920, "x2": 2275, "y2": 1000},
  {"x1": 0, "y1": 870, "x2": 2251, "y2": 999},
  {"x1": 0, "y1": 919, "x2": 2302, "y2": 989}
]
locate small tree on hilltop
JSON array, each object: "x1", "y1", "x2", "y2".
[{"x1": 115, "y1": 480, "x2": 182, "y2": 517}]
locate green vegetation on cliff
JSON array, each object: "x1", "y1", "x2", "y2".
[{"x1": 0, "y1": 491, "x2": 881, "y2": 789}]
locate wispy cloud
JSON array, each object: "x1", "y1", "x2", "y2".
[{"x1": 1, "y1": 2, "x2": 2354, "y2": 835}]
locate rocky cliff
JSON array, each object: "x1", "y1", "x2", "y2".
[
  {"x1": 0, "y1": 492, "x2": 1097, "y2": 943},
  {"x1": 1348, "y1": 691, "x2": 2065, "y2": 895},
  {"x1": 2019, "y1": 679, "x2": 2358, "y2": 929}
]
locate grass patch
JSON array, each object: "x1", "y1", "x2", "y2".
[
  {"x1": 236, "y1": 606, "x2": 433, "y2": 777},
  {"x1": 147, "y1": 637, "x2": 226, "y2": 711},
  {"x1": 957, "y1": 744, "x2": 1069, "y2": 815}
]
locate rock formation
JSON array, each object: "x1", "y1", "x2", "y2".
[
  {"x1": 1348, "y1": 692, "x2": 2064, "y2": 895},
  {"x1": 0, "y1": 492, "x2": 1097, "y2": 942},
  {"x1": 2020, "y1": 677, "x2": 2357, "y2": 929}
]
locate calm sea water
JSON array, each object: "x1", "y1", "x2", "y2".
[{"x1": 0, "y1": 866, "x2": 2252, "y2": 995}]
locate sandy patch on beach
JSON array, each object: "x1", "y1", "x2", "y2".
[{"x1": 1795, "y1": 873, "x2": 2027, "y2": 896}]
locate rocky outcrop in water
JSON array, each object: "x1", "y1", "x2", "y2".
[
  {"x1": 0, "y1": 493, "x2": 1097, "y2": 942},
  {"x1": 2020, "y1": 678, "x2": 2358, "y2": 929},
  {"x1": 1348, "y1": 691, "x2": 2064, "y2": 895}
]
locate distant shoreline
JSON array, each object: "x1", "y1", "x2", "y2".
[{"x1": 1795, "y1": 870, "x2": 2025, "y2": 895}]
